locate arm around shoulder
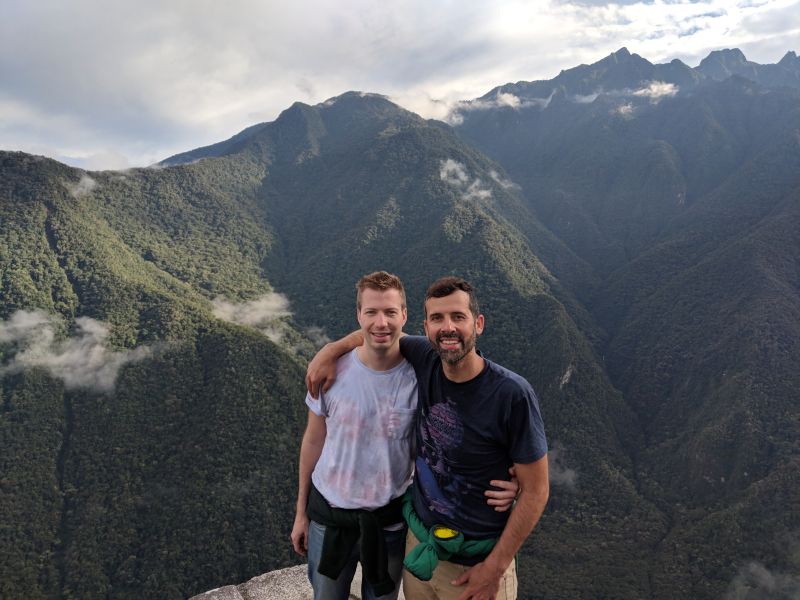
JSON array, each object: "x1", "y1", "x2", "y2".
[{"x1": 305, "y1": 330, "x2": 364, "y2": 398}]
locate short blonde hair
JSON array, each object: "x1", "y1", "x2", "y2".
[{"x1": 356, "y1": 271, "x2": 406, "y2": 310}]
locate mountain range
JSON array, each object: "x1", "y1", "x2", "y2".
[{"x1": 1, "y1": 48, "x2": 798, "y2": 599}]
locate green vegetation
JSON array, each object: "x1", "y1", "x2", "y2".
[{"x1": 2, "y1": 50, "x2": 799, "y2": 598}]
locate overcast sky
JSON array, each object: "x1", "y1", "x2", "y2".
[{"x1": 1, "y1": 0, "x2": 798, "y2": 170}]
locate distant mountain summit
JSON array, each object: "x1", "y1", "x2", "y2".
[
  {"x1": 160, "y1": 92, "x2": 413, "y2": 167},
  {"x1": 698, "y1": 47, "x2": 800, "y2": 87},
  {"x1": 461, "y1": 47, "x2": 799, "y2": 116}
]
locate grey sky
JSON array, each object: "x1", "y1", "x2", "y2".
[{"x1": 1, "y1": 0, "x2": 798, "y2": 170}]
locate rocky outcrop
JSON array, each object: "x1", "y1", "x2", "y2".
[{"x1": 190, "y1": 565, "x2": 406, "y2": 600}]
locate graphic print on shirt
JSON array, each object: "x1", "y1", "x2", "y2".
[{"x1": 417, "y1": 398, "x2": 472, "y2": 518}]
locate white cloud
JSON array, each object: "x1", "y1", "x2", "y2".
[
  {"x1": 548, "y1": 444, "x2": 578, "y2": 490},
  {"x1": 305, "y1": 326, "x2": 331, "y2": 348},
  {"x1": 0, "y1": 310, "x2": 153, "y2": 392},
  {"x1": 725, "y1": 561, "x2": 800, "y2": 599},
  {"x1": 212, "y1": 293, "x2": 293, "y2": 343},
  {"x1": 489, "y1": 169, "x2": 520, "y2": 190},
  {"x1": 614, "y1": 102, "x2": 636, "y2": 117},
  {"x1": 564, "y1": 81, "x2": 678, "y2": 107},
  {"x1": 448, "y1": 90, "x2": 554, "y2": 123},
  {"x1": 571, "y1": 92, "x2": 600, "y2": 104},
  {"x1": 440, "y1": 159, "x2": 493, "y2": 203},
  {"x1": 65, "y1": 174, "x2": 97, "y2": 198},
  {"x1": 0, "y1": 1, "x2": 797, "y2": 168},
  {"x1": 633, "y1": 81, "x2": 679, "y2": 101}
]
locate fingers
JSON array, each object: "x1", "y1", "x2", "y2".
[
  {"x1": 290, "y1": 526, "x2": 308, "y2": 556},
  {"x1": 291, "y1": 535, "x2": 300, "y2": 556},
  {"x1": 451, "y1": 568, "x2": 470, "y2": 587},
  {"x1": 486, "y1": 479, "x2": 517, "y2": 493},
  {"x1": 305, "y1": 373, "x2": 319, "y2": 399}
]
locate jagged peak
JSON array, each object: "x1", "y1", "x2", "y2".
[
  {"x1": 598, "y1": 47, "x2": 634, "y2": 66},
  {"x1": 700, "y1": 48, "x2": 748, "y2": 66},
  {"x1": 779, "y1": 50, "x2": 798, "y2": 64}
]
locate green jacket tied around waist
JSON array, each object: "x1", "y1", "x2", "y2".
[{"x1": 402, "y1": 491, "x2": 499, "y2": 581}]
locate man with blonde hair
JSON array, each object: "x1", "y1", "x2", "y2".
[{"x1": 292, "y1": 271, "x2": 415, "y2": 600}]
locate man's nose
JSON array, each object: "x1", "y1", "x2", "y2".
[
  {"x1": 376, "y1": 312, "x2": 388, "y2": 327},
  {"x1": 442, "y1": 317, "x2": 456, "y2": 331}
]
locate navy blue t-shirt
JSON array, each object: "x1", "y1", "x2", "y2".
[{"x1": 400, "y1": 335, "x2": 547, "y2": 540}]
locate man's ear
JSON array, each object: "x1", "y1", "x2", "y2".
[{"x1": 475, "y1": 314, "x2": 485, "y2": 335}]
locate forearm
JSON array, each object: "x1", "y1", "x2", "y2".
[
  {"x1": 306, "y1": 330, "x2": 364, "y2": 397},
  {"x1": 296, "y1": 429, "x2": 325, "y2": 513},
  {"x1": 485, "y1": 484, "x2": 548, "y2": 570},
  {"x1": 321, "y1": 330, "x2": 364, "y2": 358},
  {"x1": 484, "y1": 459, "x2": 549, "y2": 571}
]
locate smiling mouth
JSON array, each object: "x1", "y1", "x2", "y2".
[{"x1": 437, "y1": 336, "x2": 461, "y2": 349}]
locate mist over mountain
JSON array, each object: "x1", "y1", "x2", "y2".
[{"x1": 2, "y1": 48, "x2": 799, "y2": 599}]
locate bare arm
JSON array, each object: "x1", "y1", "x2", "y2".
[
  {"x1": 453, "y1": 454, "x2": 549, "y2": 599},
  {"x1": 305, "y1": 330, "x2": 364, "y2": 398},
  {"x1": 290, "y1": 410, "x2": 327, "y2": 556}
]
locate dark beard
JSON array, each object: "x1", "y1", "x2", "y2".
[{"x1": 435, "y1": 331, "x2": 477, "y2": 365}]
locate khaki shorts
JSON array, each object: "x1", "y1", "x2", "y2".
[{"x1": 401, "y1": 530, "x2": 518, "y2": 599}]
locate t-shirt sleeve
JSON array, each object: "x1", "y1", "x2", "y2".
[
  {"x1": 399, "y1": 335, "x2": 436, "y2": 369},
  {"x1": 305, "y1": 389, "x2": 328, "y2": 417},
  {"x1": 506, "y1": 385, "x2": 548, "y2": 464}
]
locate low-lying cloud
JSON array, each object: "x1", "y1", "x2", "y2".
[
  {"x1": 489, "y1": 169, "x2": 520, "y2": 190},
  {"x1": 633, "y1": 81, "x2": 679, "y2": 101},
  {"x1": 725, "y1": 561, "x2": 800, "y2": 599},
  {"x1": 65, "y1": 174, "x2": 97, "y2": 198},
  {"x1": 448, "y1": 90, "x2": 554, "y2": 124},
  {"x1": 448, "y1": 80, "x2": 677, "y2": 123},
  {"x1": 0, "y1": 309, "x2": 153, "y2": 393},
  {"x1": 440, "y1": 159, "x2": 493, "y2": 203},
  {"x1": 548, "y1": 443, "x2": 578, "y2": 490},
  {"x1": 573, "y1": 81, "x2": 679, "y2": 106},
  {"x1": 305, "y1": 326, "x2": 331, "y2": 348},
  {"x1": 212, "y1": 292, "x2": 292, "y2": 344},
  {"x1": 613, "y1": 102, "x2": 635, "y2": 117}
]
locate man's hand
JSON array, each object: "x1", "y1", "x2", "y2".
[
  {"x1": 290, "y1": 513, "x2": 310, "y2": 556},
  {"x1": 305, "y1": 331, "x2": 365, "y2": 398},
  {"x1": 452, "y1": 558, "x2": 505, "y2": 600},
  {"x1": 305, "y1": 347, "x2": 339, "y2": 399},
  {"x1": 485, "y1": 466, "x2": 518, "y2": 512}
]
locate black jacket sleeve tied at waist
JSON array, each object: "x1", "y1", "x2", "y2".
[{"x1": 306, "y1": 483, "x2": 405, "y2": 596}]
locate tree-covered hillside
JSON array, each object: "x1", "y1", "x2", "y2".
[
  {"x1": 2, "y1": 47, "x2": 799, "y2": 600},
  {"x1": 456, "y1": 48, "x2": 800, "y2": 598},
  {"x1": 1, "y1": 152, "x2": 311, "y2": 598}
]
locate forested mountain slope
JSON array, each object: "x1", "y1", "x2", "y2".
[
  {"x1": 455, "y1": 48, "x2": 800, "y2": 598},
  {"x1": 2, "y1": 47, "x2": 799, "y2": 600},
  {"x1": 1, "y1": 152, "x2": 310, "y2": 598}
]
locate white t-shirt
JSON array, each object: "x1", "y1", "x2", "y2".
[{"x1": 306, "y1": 349, "x2": 418, "y2": 510}]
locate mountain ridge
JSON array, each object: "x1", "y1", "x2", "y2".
[{"x1": 2, "y1": 47, "x2": 799, "y2": 599}]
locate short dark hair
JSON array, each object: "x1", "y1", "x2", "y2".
[
  {"x1": 424, "y1": 276, "x2": 480, "y2": 318},
  {"x1": 356, "y1": 271, "x2": 406, "y2": 310}
]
